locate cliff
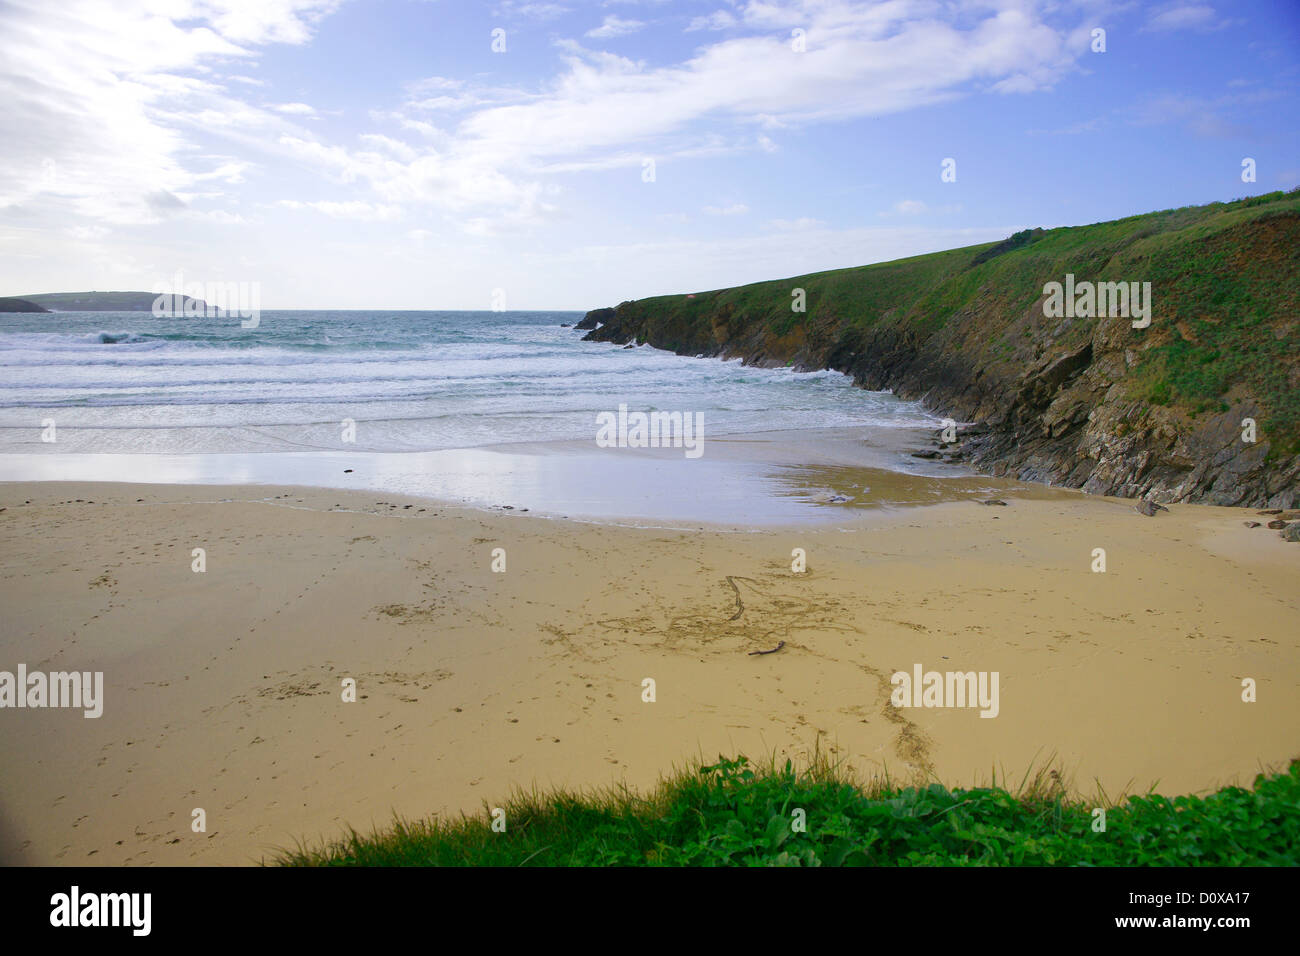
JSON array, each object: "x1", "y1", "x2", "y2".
[{"x1": 582, "y1": 191, "x2": 1300, "y2": 508}]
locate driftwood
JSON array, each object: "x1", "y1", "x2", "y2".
[{"x1": 747, "y1": 641, "x2": 786, "y2": 656}]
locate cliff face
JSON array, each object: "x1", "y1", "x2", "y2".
[{"x1": 583, "y1": 193, "x2": 1300, "y2": 508}]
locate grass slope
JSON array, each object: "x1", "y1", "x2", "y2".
[
  {"x1": 599, "y1": 190, "x2": 1300, "y2": 455},
  {"x1": 278, "y1": 755, "x2": 1300, "y2": 867}
]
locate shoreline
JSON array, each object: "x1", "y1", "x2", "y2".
[
  {"x1": 1, "y1": 478, "x2": 1296, "y2": 865},
  {"x1": 0, "y1": 423, "x2": 1056, "y2": 528}
]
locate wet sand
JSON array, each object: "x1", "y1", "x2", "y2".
[
  {"x1": 0, "y1": 476, "x2": 1296, "y2": 865},
  {"x1": 0, "y1": 425, "x2": 1038, "y2": 525}
]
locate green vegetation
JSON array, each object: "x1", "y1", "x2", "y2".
[
  {"x1": 0, "y1": 297, "x2": 48, "y2": 312},
  {"x1": 19, "y1": 290, "x2": 172, "y2": 311},
  {"x1": 595, "y1": 190, "x2": 1300, "y2": 455},
  {"x1": 277, "y1": 754, "x2": 1300, "y2": 867}
]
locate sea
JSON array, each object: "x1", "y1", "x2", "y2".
[{"x1": 0, "y1": 310, "x2": 974, "y2": 524}]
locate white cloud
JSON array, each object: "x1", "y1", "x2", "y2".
[
  {"x1": 273, "y1": 102, "x2": 318, "y2": 116},
  {"x1": 67, "y1": 225, "x2": 110, "y2": 240},
  {"x1": 884, "y1": 199, "x2": 927, "y2": 216},
  {"x1": 0, "y1": 0, "x2": 338, "y2": 225},
  {"x1": 586, "y1": 15, "x2": 645, "y2": 38},
  {"x1": 703, "y1": 203, "x2": 748, "y2": 215},
  {"x1": 1142, "y1": 4, "x2": 1234, "y2": 33},
  {"x1": 687, "y1": 11, "x2": 737, "y2": 32},
  {"x1": 764, "y1": 217, "x2": 825, "y2": 230},
  {"x1": 495, "y1": 2, "x2": 570, "y2": 20},
  {"x1": 277, "y1": 200, "x2": 403, "y2": 221}
]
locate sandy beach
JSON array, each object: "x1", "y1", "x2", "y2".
[{"x1": 1, "y1": 476, "x2": 1296, "y2": 866}]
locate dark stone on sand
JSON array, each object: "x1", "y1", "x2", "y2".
[
  {"x1": 980, "y1": 499, "x2": 1008, "y2": 506},
  {"x1": 1135, "y1": 499, "x2": 1168, "y2": 516},
  {"x1": 1257, "y1": 509, "x2": 1282, "y2": 515},
  {"x1": 1266, "y1": 519, "x2": 1287, "y2": 529},
  {"x1": 911, "y1": 450, "x2": 940, "y2": 459},
  {"x1": 1244, "y1": 521, "x2": 1262, "y2": 528},
  {"x1": 1282, "y1": 524, "x2": 1300, "y2": 542},
  {"x1": 344, "y1": 468, "x2": 353, "y2": 473}
]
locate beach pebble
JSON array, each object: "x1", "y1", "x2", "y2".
[
  {"x1": 1244, "y1": 521, "x2": 1262, "y2": 528},
  {"x1": 980, "y1": 499, "x2": 1008, "y2": 506},
  {"x1": 1135, "y1": 500, "x2": 1167, "y2": 517},
  {"x1": 1266, "y1": 519, "x2": 1287, "y2": 530},
  {"x1": 344, "y1": 469, "x2": 353, "y2": 473}
]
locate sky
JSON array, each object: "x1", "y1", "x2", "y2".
[{"x1": 0, "y1": 0, "x2": 1297, "y2": 309}]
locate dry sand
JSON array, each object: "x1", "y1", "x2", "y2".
[{"x1": 0, "y1": 480, "x2": 1296, "y2": 865}]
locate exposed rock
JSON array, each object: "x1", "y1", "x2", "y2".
[
  {"x1": 581, "y1": 195, "x2": 1300, "y2": 509},
  {"x1": 979, "y1": 499, "x2": 1008, "y2": 506},
  {"x1": 575, "y1": 307, "x2": 615, "y2": 331},
  {"x1": 1243, "y1": 521, "x2": 1262, "y2": 528},
  {"x1": 1283, "y1": 523, "x2": 1300, "y2": 542},
  {"x1": 1135, "y1": 500, "x2": 1168, "y2": 516},
  {"x1": 1267, "y1": 519, "x2": 1287, "y2": 529},
  {"x1": 911, "y1": 450, "x2": 940, "y2": 459}
]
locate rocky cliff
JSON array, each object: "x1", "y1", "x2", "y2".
[{"x1": 582, "y1": 192, "x2": 1300, "y2": 508}]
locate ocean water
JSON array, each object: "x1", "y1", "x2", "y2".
[{"x1": 0, "y1": 310, "x2": 941, "y2": 455}]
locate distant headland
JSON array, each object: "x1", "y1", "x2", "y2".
[{"x1": 4, "y1": 291, "x2": 212, "y2": 312}]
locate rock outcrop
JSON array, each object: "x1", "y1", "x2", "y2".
[{"x1": 582, "y1": 192, "x2": 1300, "y2": 508}]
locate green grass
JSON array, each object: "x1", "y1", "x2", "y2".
[
  {"x1": 276, "y1": 754, "x2": 1300, "y2": 867},
  {"x1": 598, "y1": 190, "x2": 1300, "y2": 454}
]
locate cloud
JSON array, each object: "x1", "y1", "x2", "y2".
[
  {"x1": 272, "y1": 102, "x2": 318, "y2": 116},
  {"x1": 687, "y1": 11, "x2": 737, "y2": 32},
  {"x1": 0, "y1": 0, "x2": 1091, "y2": 243},
  {"x1": 586, "y1": 15, "x2": 645, "y2": 38},
  {"x1": 1142, "y1": 4, "x2": 1235, "y2": 33},
  {"x1": 882, "y1": 199, "x2": 927, "y2": 216},
  {"x1": 276, "y1": 200, "x2": 403, "y2": 221},
  {"x1": 764, "y1": 217, "x2": 825, "y2": 230},
  {"x1": 495, "y1": 2, "x2": 570, "y2": 20},
  {"x1": 0, "y1": 0, "x2": 338, "y2": 225},
  {"x1": 1128, "y1": 91, "x2": 1271, "y2": 139}
]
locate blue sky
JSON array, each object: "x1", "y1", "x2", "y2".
[{"x1": 1, "y1": 0, "x2": 1297, "y2": 308}]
